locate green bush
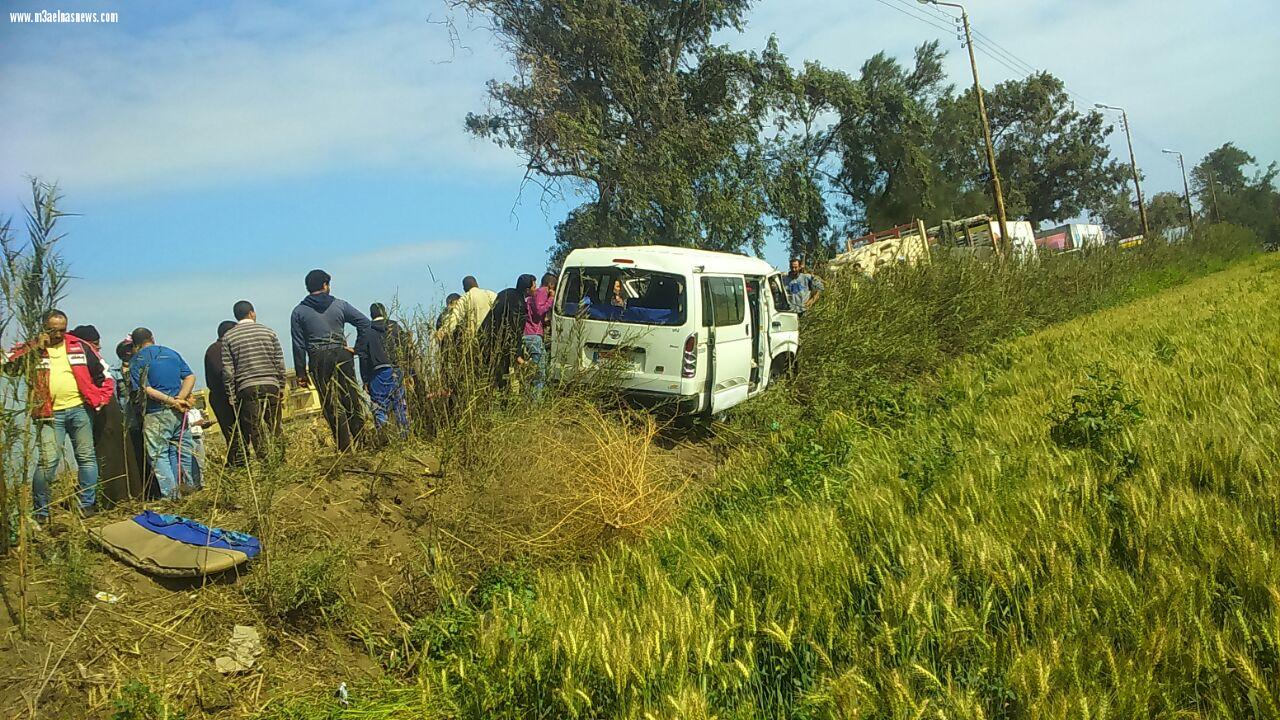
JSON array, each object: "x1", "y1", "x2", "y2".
[
  {"x1": 243, "y1": 545, "x2": 348, "y2": 628},
  {"x1": 111, "y1": 681, "x2": 185, "y2": 720},
  {"x1": 45, "y1": 535, "x2": 93, "y2": 617},
  {"x1": 1048, "y1": 362, "x2": 1144, "y2": 451}
]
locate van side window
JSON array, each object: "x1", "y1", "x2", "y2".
[
  {"x1": 768, "y1": 275, "x2": 790, "y2": 313},
  {"x1": 701, "y1": 276, "x2": 745, "y2": 328}
]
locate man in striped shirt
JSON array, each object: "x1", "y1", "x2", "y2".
[{"x1": 221, "y1": 300, "x2": 287, "y2": 462}]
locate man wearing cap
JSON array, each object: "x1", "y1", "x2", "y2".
[{"x1": 3, "y1": 310, "x2": 114, "y2": 520}]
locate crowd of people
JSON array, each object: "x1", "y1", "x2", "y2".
[
  {"x1": 1, "y1": 255, "x2": 829, "y2": 524},
  {"x1": 2, "y1": 266, "x2": 560, "y2": 524}
]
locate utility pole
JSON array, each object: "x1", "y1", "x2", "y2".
[
  {"x1": 1164, "y1": 149, "x2": 1195, "y2": 235},
  {"x1": 1096, "y1": 103, "x2": 1149, "y2": 238},
  {"x1": 919, "y1": 0, "x2": 1010, "y2": 257},
  {"x1": 1205, "y1": 166, "x2": 1221, "y2": 223}
]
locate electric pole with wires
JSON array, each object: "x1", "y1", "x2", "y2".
[
  {"x1": 1096, "y1": 103, "x2": 1150, "y2": 239},
  {"x1": 918, "y1": 0, "x2": 1010, "y2": 258}
]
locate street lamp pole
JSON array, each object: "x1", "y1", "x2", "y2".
[
  {"x1": 1096, "y1": 103, "x2": 1149, "y2": 238},
  {"x1": 919, "y1": 0, "x2": 1010, "y2": 257},
  {"x1": 1163, "y1": 149, "x2": 1195, "y2": 235}
]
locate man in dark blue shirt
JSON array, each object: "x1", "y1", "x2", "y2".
[
  {"x1": 128, "y1": 327, "x2": 197, "y2": 499},
  {"x1": 290, "y1": 269, "x2": 371, "y2": 451}
]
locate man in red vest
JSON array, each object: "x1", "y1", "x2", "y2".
[{"x1": 3, "y1": 309, "x2": 115, "y2": 522}]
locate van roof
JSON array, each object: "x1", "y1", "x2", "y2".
[{"x1": 561, "y1": 245, "x2": 778, "y2": 276}]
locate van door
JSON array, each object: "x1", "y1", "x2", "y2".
[
  {"x1": 700, "y1": 275, "x2": 752, "y2": 413},
  {"x1": 766, "y1": 273, "x2": 799, "y2": 374}
]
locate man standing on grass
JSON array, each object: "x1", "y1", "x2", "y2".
[
  {"x1": 785, "y1": 257, "x2": 825, "y2": 316},
  {"x1": 3, "y1": 310, "x2": 114, "y2": 522},
  {"x1": 70, "y1": 324, "x2": 144, "y2": 505},
  {"x1": 522, "y1": 272, "x2": 556, "y2": 400},
  {"x1": 223, "y1": 300, "x2": 287, "y2": 461},
  {"x1": 357, "y1": 302, "x2": 410, "y2": 434},
  {"x1": 434, "y1": 275, "x2": 496, "y2": 344},
  {"x1": 128, "y1": 327, "x2": 197, "y2": 500},
  {"x1": 204, "y1": 320, "x2": 245, "y2": 467},
  {"x1": 291, "y1": 270, "x2": 370, "y2": 452}
]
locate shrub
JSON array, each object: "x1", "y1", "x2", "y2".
[
  {"x1": 243, "y1": 544, "x2": 348, "y2": 628},
  {"x1": 111, "y1": 681, "x2": 185, "y2": 720},
  {"x1": 1048, "y1": 362, "x2": 1144, "y2": 451},
  {"x1": 471, "y1": 561, "x2": 537, "y2": 610},
  {"x1": 47, "y1": 535, "x2": 93, "y2": 617}
]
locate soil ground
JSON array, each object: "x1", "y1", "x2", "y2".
[{"x1": 0, "y1": 412, "x2": 719, "y2": 718}]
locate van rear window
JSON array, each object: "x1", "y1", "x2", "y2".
[{"x1": 557, "y1": 267, "x2": 687, "y2": 326}]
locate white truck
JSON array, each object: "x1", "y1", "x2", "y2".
[{"x1": 550, "y1": 246, "x2": 800, "y2": 417}]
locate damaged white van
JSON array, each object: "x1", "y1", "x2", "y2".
[{"x1": 549, "y1": 246, "x2": 800, "y2": 416}]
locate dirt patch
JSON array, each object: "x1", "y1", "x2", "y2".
[{"x1": 0, "y1": 410, "x2": 719, "y2": 718}]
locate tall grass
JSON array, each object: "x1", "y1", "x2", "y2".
[
  {"x1": 0, "y1": 180, "x2": 72, "y2": 633},
  {"x1": 259, "y1": 228, "x2": 1276, "y2": 718},
  {"x1": 792, "y1": 226, "x2": 1256, "y2": 417}
]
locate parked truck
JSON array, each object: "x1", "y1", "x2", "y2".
[{"x1": 1034, "y1": 223, "x2": 1108, "y2": 252}]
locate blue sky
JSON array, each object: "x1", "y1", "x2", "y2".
[{"x1": 2, "y1": 0, "x2": 1277, "y2": 380}]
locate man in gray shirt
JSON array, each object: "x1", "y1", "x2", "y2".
[
  {"x1": 785, "y1": 257, "x2": 825, "y2": 315},
  {"x1": 290, "y1": 270, "x2": 371, "y2": 451},
  {"x1": 222, "y1": 300, "x2": 287, "y2": 462}
]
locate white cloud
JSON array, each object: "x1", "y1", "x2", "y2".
[{"x1": 0, "y1": 0, "x2": 519, "y2": 199}]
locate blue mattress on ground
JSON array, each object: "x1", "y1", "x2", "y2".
[{"x1": 133, "y1": 511, "x2": 262, "y2": 558}]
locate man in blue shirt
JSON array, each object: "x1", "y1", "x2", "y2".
[
  {"x1": 128, "y1": 327, "x2": 198, "y2": 500},
  {"x1": 785, "y1": 257, "x2": 825, "y2": 316}
]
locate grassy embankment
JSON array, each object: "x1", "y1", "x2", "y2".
[{"x1": 260, "y1": 227, "x2": 1280, "y2": 718}]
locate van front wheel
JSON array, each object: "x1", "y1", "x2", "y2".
[{"x1": 770, "y1": 353, "x2": 797, "y2": 380}]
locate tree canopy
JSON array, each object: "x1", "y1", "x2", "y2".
[
  {"x1": 457, "y1": 0, "x2": 1262, "y2": 260},
  {"x1": 1192, "y1": 143, "x2": 1279, "y2": 247}
]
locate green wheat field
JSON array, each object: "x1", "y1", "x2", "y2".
[{"x1": 258, "y1": 251, "x2": 1280, "y2": 719}]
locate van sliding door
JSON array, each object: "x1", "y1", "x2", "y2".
[{"x1": 700, "y1": 276, "x2": 752, "y2": 414}]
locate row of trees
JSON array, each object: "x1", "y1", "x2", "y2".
[{"x1": 453, "y1": 0, "x2": 1276, "y2": 260}]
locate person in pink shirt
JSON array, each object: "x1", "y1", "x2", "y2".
[{"x1": 523, "y1": 272, "x2": 556, "y2": 399}]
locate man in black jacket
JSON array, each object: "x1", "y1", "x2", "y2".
[
  {"x1": 357, "y1": 302, "x2": 410, "y2": 433},
  {"x1": 290, "y1": 269, "x2": 370, "y2": 451},
  {"x1": 479, "y1": 274, "x2": 535, "y2": 390},
  {"x1": 204, "y1": 320, "x2": 245, "y2": 466}
]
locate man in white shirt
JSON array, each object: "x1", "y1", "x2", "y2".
[{"x1": 434, "y1": 275, "x2": 496, "y2": 343}]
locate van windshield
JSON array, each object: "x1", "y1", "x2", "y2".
[{"x1": 557, "y1": 266, "x2": 687, "y2": 326}]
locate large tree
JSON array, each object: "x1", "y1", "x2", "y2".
[
  {"x1": 459, "y1": 4, "x2": 1133, "y2": 260},
  {"x1": 831, "y1": 42, "x2": 950, "y2": 233},
  {"x1": 934, "y1": 72, "x2": 1126, "y2": 227},
  {"x1": 1145, "y1": 191, "x2": 1191, "y2": 238},
  {"x1": 456, "y1": 0, "x2": 791, "y2": 263},
  {"x1": 760, "y1": 61, "x2": 859, "y2": 261},
  {"x1": 1192, "y1": 142, "x2": 1279, "y2": 247}
]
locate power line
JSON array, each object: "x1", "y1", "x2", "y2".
[
  {"x1": 970, "y1": 38, "x2": 1036, "y2": 80},
  {"x1": 873, "y1": 0, "x2": 1099, "y2": 110},
  {"x1": 899, "y1": 0, "x2": 956, "y2": 25},
  {"x1": 870, "y1": 0, "x2": 957, "y2": 36},
  {"x1": 971, "y1": 28, "x2": 1039, "y2": 76}
]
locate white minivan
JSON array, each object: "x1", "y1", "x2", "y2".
[{"x1": 550, "y1": 246, "x2": 800, "y2": 416}]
